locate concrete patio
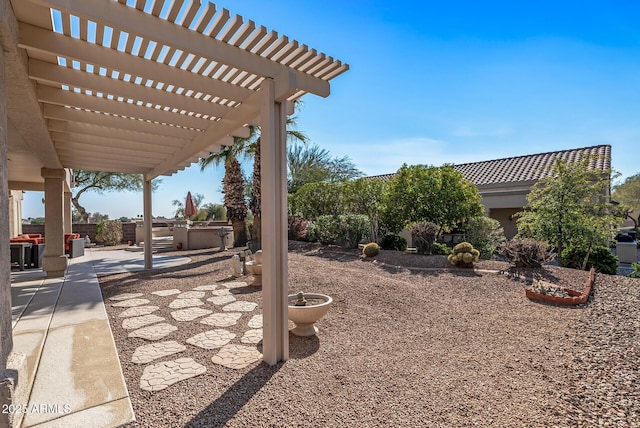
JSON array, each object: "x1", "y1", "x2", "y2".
[{"x1": 10, "y1": 248, "x2": 190, "y2": 427}]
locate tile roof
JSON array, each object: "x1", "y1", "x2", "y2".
[{"x1": 368, "y1": 145, "x2": 611, "y2": 187}]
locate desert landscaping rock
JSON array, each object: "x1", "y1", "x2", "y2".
[
  {"x1": 222, "y1": 301, "x2": 258, "y2": 312},
  {"x1": 112, "y1": 298, "x2": 151, "y2": 308},
  {"x1": 122, "y1": 314, "x2": 165, "y2": 330},
  {"x1": 132, "y1": 341, "x2": 187, "y2": 364},
  {"x1": 139, "y1": 358, "x2": 206, "y2": 392},
  {"x1": 193, "y1": 284, "x2": 219, "y2": 291},
  {"x1": 128, "y1": 322, "x2": 178, "y2": 341},
  {"x1": 221, "y1": 281, "x2": 248, "y2": 289},
  {"x1": 118, "y1": 305, "x2": 160, "y2": 318},
  {"x1": 170, "y1": 307, "x2": 213, "y2": 322},
  {"x1": 186, "y1": 329, "x2": 236, "y2": 349},
  {"x1": 176, "y1": 291, "x2": 206, "y2": 299},
  {"x1": 151, "y1": 289, "x2": 181, "y2": 297},
  {"x1": 109, "y1": 292, "x2": 144, "y2": 301},
  {"x1": 200, "y1": 312, "x2": 243, "y2": 327},
  {"x1": 211, "y1": 344, "x2": 263, "y2": 369},
  {"x1": 240, "y1": 329, "x2": 263, "y2": 344},
  {"x1": 210, "y1": 289, "x2": 232, "y2": 296},
  {"x1": 247, "y1": 314, "x2": 262, "y2": 329},
  {"x1": 207, "y1": 295, "x2": 236, "y2": 305},
  {"x1": 168, "y1": 298, "x2": 204, "y2": 309}
]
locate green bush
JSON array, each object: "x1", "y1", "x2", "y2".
[
  {"x1": 315, "y1": 214, "x2": 370, "y2": 248},
  {"x1": 378, "y1": 233, "x2": 407, "y2": 251},
  {"x1": 432, "y1": 242, "x2": 452, "y2": 255},
  {"x1": 409, "y1": 221, "x2": 438, "y2": 254},
  {"x1": 628, "y1": 262, "x2": 640, "y2": 279},
  {"x1": 498, "y1": 238, "x2": 555, "y2": 268},
  {"x1": 362, "y1": 242, "x2": 380, "y2": 257},
  {"x1": 94, "y1": 220, "x2": 123, "y2": 246},
  {"x1": 464, "y1": 216, "x2": 506, "y2": 259},
  {"x1": 561, "y1": 246, "x2": 618, "y2": 275},
  {"x1": 305, "y1": 221, "x2": 318, "y2": 242}
]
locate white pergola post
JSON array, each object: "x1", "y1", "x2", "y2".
[
  {"x1": 41, "y1": 168, "x2": 68, "y2": 277},
  {"x1": 143, "y1": 177, "x2": 152, "y2": 270},
  {"x1": 63, "y1": 190, "x2": 72, "y2": 234},
  {"x1": 260, "y1": 78, "x2": 289, "y2": 365}
]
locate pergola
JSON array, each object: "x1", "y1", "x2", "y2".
[{"x1": 0, "y1": 0, "x2": 348, "y2": 381}]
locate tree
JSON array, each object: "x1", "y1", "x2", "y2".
[
  {"x1": 72, "y1": 170, "x2": 160, "y2": 223},
  {"x1": 201, "y1": 203, "x2": 226, "y2": 221},
  {"x1": 516, "y1": 158, "x2": 623, "y2": 262},
  {"x1": 382, "y1": 164, "x2": 483, "y2": 233},
  {"x1": 343, "y1": 177, "x2": 387, "y2": 242},
  {"x1": 289, "y1": 182, "x2": 345, "y2": 220},
  {"x1": 200, "y1": 144, "x2": 250, "y2": 247},
  {"x1": 287, "y1": 144, "x2": 363, "y2": 194},
  {"x1": 613, "y1": 173, "x2": 640, "y2": 227}
]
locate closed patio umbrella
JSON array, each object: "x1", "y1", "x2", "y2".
[{"x1": 185, "y1": 191, "x2": 196, "y2": 219}]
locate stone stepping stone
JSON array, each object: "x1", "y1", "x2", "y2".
[
  {"x1": 112, "y1": 298, "x2": 150, "y2": 308},
  {"x1": 223, "y1": 301, "x2": 258, "y2": 312},
  {"x1": 176, "y1": 291, "x2": 206, "y2": 299},
  {"x1": 200, "y1": 313, "x2": 242, "y2": 327},
  {"x1": 109, "y1": 293, "x2": 144, "y2": 301},
  {"x1": 139, "y1": 358, "x2": 206, "y2": 392},
  {"x1": 207, "y1": 295, "x2": 236, "y2": 305},
  {"x1": 193, "y1": 285, "x2": 218, "y2": 291},
  {"x1": 151, "y1": 289, "x2": 181, "y2": 297},
  {"x1": 186, "y1": 330, "x2": 236, "y2": 349},
  {"x1": 168, "y1": 298, "x2": 204, "y2": 309},
  {"x1": 129, "y1": 323, "x2": 177, "y2": 341},
  {"x1": 210, "y1": 289, "x2": 232, "y2": 296},
  {"x1": 122, "y1": 314, "x2": 165, "y2": 330},
  {"x1": 221, "y1": 281, "x2": 248, "y2": 289},
  {"x1": 118, "y1": 306, "x2": 160, "y2": 318},
  {"x1": 170, "y1": 307, "x2": 213, "y2": 322},
  {"x1": 247, "y1": 314, "x2": 263, "y2": 329},
  {"x1": 211, "y1": 344, "x2": 262, "y2": 369},
  {"x1": 241, "y1": 329, "x2": 263, "y2": 344},
  {"x1": 132, "y1": 341, "x2": 186, "y2": 364}
]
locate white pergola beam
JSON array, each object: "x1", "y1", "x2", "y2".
[
  {"x1": 50, "y1": 131, "x2": 178, "y2": 155},
  {"x1": 29, "y1": 59, "x2": 234, "y2": 119},
  {"x1": 18, "y1": 22, "x2": 253, "y2": 103},
  {"x1": 23, "y1": 0, "x2": 331, "y2": 98},
  {"x1": 37, "y1": 85, "x2": 212, "y2": 130},
  {"x1": 43, "y1": 104, "x2": 202, "y2": 140},
  {"x1": 53, "y1": 140, "x2": 167, "y2": 160}
]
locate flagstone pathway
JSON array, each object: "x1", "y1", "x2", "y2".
[{"x1": 109, "y1": 281, "x2": 263, "y2": 392}]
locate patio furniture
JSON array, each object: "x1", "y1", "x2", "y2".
[
  {"x1": 30, "y1": 243, "x2": 45, "y2": 268},
  {"x1": 10, "y1": 242, "x2": 32, "y2": 270},
  {"x1": 65, "y1": 234, "x2": 85, "y2": 258}
]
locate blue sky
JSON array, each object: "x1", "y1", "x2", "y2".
[{"x1": 23, "y1": 0, "x2": 640, "y2": 219}]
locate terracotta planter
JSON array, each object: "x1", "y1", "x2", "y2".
[
  {"x1": 526, "y1": 268, "x2": 595, "y2": 306},
  {"x1": 176, "y1": 242, "x2": 183, "y2": 250}
]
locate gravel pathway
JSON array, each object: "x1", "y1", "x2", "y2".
[{"x1": 99, "y1": 243, "x2": 640, "y2": 427}]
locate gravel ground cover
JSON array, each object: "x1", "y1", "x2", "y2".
[{"x1": 99, "y1": 242, "x2": 640, "y2": 427}]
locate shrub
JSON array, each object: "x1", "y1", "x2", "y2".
[
  {"x1": 362, "y1": 242, "x2": 380, "y2": 257},
  {"x1": 432, "y1": 242, "x2": 452, "y2": 255},
  {"x1": 464, "y1": 216, "x2": 506, "y2": 259},
  {"x1": 378, "y1": 233, "x2": 407, "y2": 251},
  {"x1": 409, "y1": 221, "x2": 438, "y2": 254},
  {"x1": 288, "y1": 217, "x2": 308, "y2": 241},
  {"x1": 315, "y1": 214, "x2": 370, "y2": 248},
  {"x1": 498, "y1": 238, "x2": 555, "y2": 268},
  {"x1": 447, "y1": 241, "x2": 479, "y2": 267},
  {"x1": 94, "y1": 220, "x2": 123, "y2": 246},
  {"x1": 560, "y1": 246, "x2": 618, "y2": 275},
  {"x1": 305, "y1": 221, "x2": 318, "y2": 242},
  {"x1": 628, "y1": 262, "x2": 640, "y2": 279}
]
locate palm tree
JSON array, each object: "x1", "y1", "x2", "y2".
[{"x1": 200, "y1": 143, "x2": 250, "y2": 247}]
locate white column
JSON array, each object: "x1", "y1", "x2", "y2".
[
  {"x1": 63, "y1": 190, "x2": 72, "y2": 234},
  {"x1": 143, "y1": 177, "x2": 153, "y2": 269},
  {"x1": 41, "y1": 168, "x2": 68, "y2": 277},
  {"x1": 260, "y1": 78, "x2": 289, "y2": 365}
]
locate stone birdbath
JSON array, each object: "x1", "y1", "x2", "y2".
[
  {"x1": 287, "y1": 291, "x2": 333, "y2": 336},
  {"x1": 245, "y1": 250, "x2": 262, "y2": 286}
]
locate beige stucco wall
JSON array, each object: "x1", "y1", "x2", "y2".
[{"x1": 488, "y1": 208, "x2": 521, "y2": 239}]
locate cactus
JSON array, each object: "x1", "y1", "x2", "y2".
[
  {"x1": 449, "y1": 241, "x2": 479, "y2": 268},
  {"x1": 362, "y1": 242, "x2": 380, "y2": 258}
]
